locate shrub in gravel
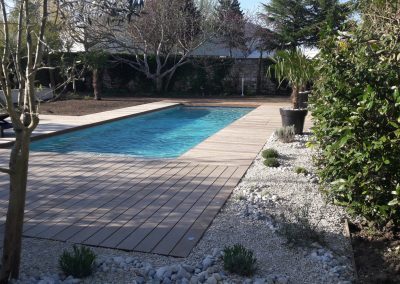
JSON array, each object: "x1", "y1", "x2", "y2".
[
  {"x1": 264, "y1": 157, "x2": 280, "y2": 167},
  {"x1": 262, "y1": 148, "x2": 279, "y2": 159},
  {"x1": 236, "y1": 193, "x2": 247, "y2": 201},
  {"x1": 278, "y1": 204, "x2": 324, "y2": 247},
  {"x1": 223, "y1": 244, "x2": 257, "y2": 276},
  {"x1": 59, "y1": 245, "x2": 96, "y2": 278},
  {"x1": 275, "y1": 126, "x2": 295, "y2": 143},
  {"x1": 295, "y1": 166, "x2": 309, "y2": 175}
]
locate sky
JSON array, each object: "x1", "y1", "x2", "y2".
[{"x1": 240, "y1": 0, "x2": 264, "y2": 13}]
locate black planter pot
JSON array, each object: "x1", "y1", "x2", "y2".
[{"x1": 279, "y1": 108, "x2": 308, "y2": 134}]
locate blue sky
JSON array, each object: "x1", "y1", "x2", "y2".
[{"x1": 240, "y1": 0, "x2": 264, "y2": 12}]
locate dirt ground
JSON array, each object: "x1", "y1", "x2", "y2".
[
  {"x1": 350, "y1": 222, "x2": 400, "y2": 284},
  {"x1": 39, "y1": 98, "x2": 159, "y2": 116},
  {"x1": 38, "y1": 96, "x2": 291, "y2": 116}
]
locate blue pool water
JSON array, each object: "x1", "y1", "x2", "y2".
[{"x1": 31, "y1": 106, "x2": 253, "y2": 158}]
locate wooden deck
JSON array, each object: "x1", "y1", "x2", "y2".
[{"x1": 0, "y1": 102, "x2": 312, "y2": 257}]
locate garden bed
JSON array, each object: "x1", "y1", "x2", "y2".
[
  {"x1": 350, "y1": 222, "x2": 400, "y2": 284},
  {"x1": 39, "y1": 98, "x2": 158, "y2": 116}
]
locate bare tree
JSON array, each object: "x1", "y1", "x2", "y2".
[
  {"x1": 0, "y1": 0, "x2": 48, "y2": 282},
  {"x1": 99, "y1": 0, "x2": 208, "y2": 92},
  {"x1": 58, "y1": 0, "x2": 144, "y2": 99}
]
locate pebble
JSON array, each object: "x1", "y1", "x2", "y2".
[
  {"x1": 205, "y1": 276, "x2": 217, "y2": 284},
  {"x1": 202, "y1": 255, "x2": 214, "y2": 270}
]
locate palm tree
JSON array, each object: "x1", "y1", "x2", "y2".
[{"x1": 268, "y1": 48, "x2": 315, "y2": 109}]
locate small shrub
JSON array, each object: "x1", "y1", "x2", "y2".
[
  {"x1": 275, "y1": 126, "x2": 295, "y2": 143},
  {"x1": 262, "y1": 148, "x2": 279, "y2": 159},
  {"x1": 59, "y1": 245, "x2": 96, "y2": 278},
  {"x1": 223, "y1": 244, "x2": 257, "y2": 276},
  {"x1": 261, "y1": 189, "x2": 269, "y2": 198},
  {"x1": 278, "y1": 204, "x2": 324, "y2": 247},
  {"x1": 236, "y1": 193, "x2": 246, "y2": 201},
  {"x1": 264, "y1": 157, "x2": 280, "y2": 167},
  {"x1": 295, "y1": 166, "x2": 309, "y2": 175}
]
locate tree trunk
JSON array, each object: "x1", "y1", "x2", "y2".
[
  {"x1": 92, "y1": 68, "x2": 102, "y2": 100},
  {"x1": 291, "y1": 85, "x2": 300, "y2": 109},
  {"x1": 0, "y1": 130, "x2": 31, "y2": 283},
  {"x1": 164, "y1": 68, "x2": 178, "y2": 92},
  {"x1": 155, "y1": 76, "x2": 163, "y2": 93},
  {"x1": 48, "y1": 54, "x2": 56, "y2": 98},
  {"x1": 256, "y1": 50, "x2": 263, "y2": 96}
]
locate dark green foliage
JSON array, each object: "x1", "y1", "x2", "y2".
[
  {"x1": 262, "y1": 0, "x2": 351, "y2": 48},
  {"x1": 264, "y1": 157, "x2": 280, "y2": 168},
  {"x1": 79, "y1": 51, "x2": 109, "y2": 70},
  {"x1": 59, "y1": 245, "x2": 96, "y2": 278},
  {"x1": 310, "y1": 2, "x2": 400, "y2": 225},
  {"x1": 180, "y1": 0, "x2": 202, "y2": 45},
  {"x1": 262, "y1": 148, "x2": 279, "y2": 159},
  {"x1": 295, "y1": 166, "x2": 309, "y2": 175},
  {"x1": 223, "y1": 244, "x2": 257, "y2": 276},
  {"x1": 216, "y1": 0, "x2": 246, "y2": 56}
]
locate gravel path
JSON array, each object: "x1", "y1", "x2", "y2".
[{"x1": 8, "y1": 134, "x2": 355, "y2": 284}]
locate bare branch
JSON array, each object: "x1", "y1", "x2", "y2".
[{"x1": 0, "y1": 167, "x2": 11, "y2": 175}]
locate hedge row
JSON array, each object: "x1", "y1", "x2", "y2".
[{"x1": 311, "y1": 8, "x2": 400, "y2": 225}]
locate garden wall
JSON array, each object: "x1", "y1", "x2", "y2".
[{"x1": 36, "y1": 53, "x2": 284, "y2": 96}]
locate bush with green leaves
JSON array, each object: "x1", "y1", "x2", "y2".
[
  {"x1": 262, "y1": 148, "x2": 279, "y2": 159},
  {"x1": 310, "y1": 2, "x2": 400, "y2": 226},
  {"x1": 59, "y1": 245, "x2": 96, "y2": 278},
  {"x1": 223, "y1": 244, "x2": 257, "y2": 276},
  {"x1": 275, "y1": 126, "x2": 295, "y2": 143},
  {"x1": 295, "y1": 166, "x2": 309, "y2": 175},
  {"x1": 264, "y1": 157, "x2": 280, "y2": 167}
]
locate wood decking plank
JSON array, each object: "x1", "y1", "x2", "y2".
[
  {"x1": 92, "y1": 164, "x2": 204, "y2": 248},
  {"x1": 151, "y1": 166, "x2": 237, "y2": 256},
  {"x1": 169, "y1": 166, "x2": 248, "y2": 257},
  {"x1": 59, "y1": 162, "x2": 190, "y2": 243},
  {"x1": 82, "y1": 163, "x2": 195, "y2": 247},
  {"x1": 116, "y1": 165, "x2": 220, "y2": 251}
]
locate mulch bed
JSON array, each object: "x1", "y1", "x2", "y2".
[
  {"x1": 39, "y1": 98, "x2": 158, "y2": 116},
  {"x1": 350, "y1": 222, "x2": 400, "y2": 284}
]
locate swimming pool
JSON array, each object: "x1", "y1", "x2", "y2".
[{"x1": 31, "y1": 106, "x2": 254, "y2": 158}]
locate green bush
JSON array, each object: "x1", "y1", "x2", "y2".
[
  {"x1": 59, "y1": 245, "x2": 96, "y2": 278},
  {"x1": 262, "y1": 148, "x2": 279, "y2": 159},
  {"x1": 295, "y1": 166, "x2": 309, "y2": 175},
  {"x1": 264, "y1": 157, "x2": 280, "y2": 167},
  {"x1": 275, "y1": 126, "x2": 295, "y2": 143},
  {"x1": 223, "y1": 244, "x2": 257, "y2": 276},
  {"x1": 310, "y1": 2, "x2": 400, "y2": 225}
]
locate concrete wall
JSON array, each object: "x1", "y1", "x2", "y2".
[
  {"x1": 228, "y1": 58, "x2": 282, "y2": 96},
  {"x1": 0, "y1": 88, "x2": 54, "y2": 105}
]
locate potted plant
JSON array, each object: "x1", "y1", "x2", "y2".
[{"x1": 268, "y1": 48, "x2": 315, "y2": 134}]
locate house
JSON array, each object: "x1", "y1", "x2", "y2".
[{"x1": 190, "y1": 22, "x2": 276, "y2": 59}]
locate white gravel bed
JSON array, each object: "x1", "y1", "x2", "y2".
[{"x1": 7, "y1": 133, "x2": 354, "y2": 284}]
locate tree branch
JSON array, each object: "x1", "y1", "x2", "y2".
[{"x1": 0, "y1": 167, "x2": 11, "y2": 175}]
